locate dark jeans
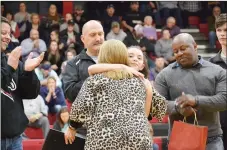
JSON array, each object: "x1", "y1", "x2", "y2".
[
  {"x1": 160, "y1": 8, "x2": 183, "y2": 28},
  {"x1": 206, "y1": 136, "x2": 224, "y2": 150},
  {"x1": 1, "y1": 135, "x2": 23, "y2": 150}
]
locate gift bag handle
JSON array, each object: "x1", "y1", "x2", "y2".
[{"x1": 183, "y1": 109, "x2": 198, "y2": 125}]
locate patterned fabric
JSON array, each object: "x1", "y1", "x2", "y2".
[
  {"x1": 151, "y1": 88, "x2": 167, "y2": 122},
  {"x1": 70, "y1": 74, "x2": 153, "y2": 149},
  {"x1": 179, "y1": 2, "x2": 201, "y2": 12}
]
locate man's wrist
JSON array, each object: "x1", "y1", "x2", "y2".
[{"x1": 193, "y1": 96, "x2": 199, "y2": 108}]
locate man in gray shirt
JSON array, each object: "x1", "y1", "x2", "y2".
[{"x1": 155, "y1": 33, "x2": 226, "y2": 150}]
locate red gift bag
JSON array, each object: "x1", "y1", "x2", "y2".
[{"x1": 168, "y1": 110, "x2": 208, "y2": 150}]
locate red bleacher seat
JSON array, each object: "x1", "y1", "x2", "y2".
[
  {"x1": 48, "y1": 114, "x2": 56, "y2": 125},
  {"x1": 188, "y1": 16, "x2": 200, "y2": 27},
  {"x1": 66, "y1": 99, "x2": 72, "y2": 111},
  {"x1": 25, "y1": 127, "x2": 43, "y2": 139},
  {"x1": 216, "y1": 40, "x2": 221, "y2": 49},
  {"x1": 199, "y1": 23, "x2": 209, "y2": 37},
  {"x1": 25, "y1": 125, "x2": 53, "y2": 139},
  {"x1": 150, "y1": 115, "x2": 169, "y2": 123},
  {"x1": 153, "y1": 137, "x2": 163, "y2": 150},
  {"x1": 157, "y1": 32, "x2": 162, "y2": 40},
  {"x1": 23, "y1": 139, "x2": 44, "y2": 150}
]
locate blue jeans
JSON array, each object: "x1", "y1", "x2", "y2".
[
  {"x1": 153, "y1": 143, "x2": 159, "y2": 150},
  {"x1": 209, "y1": 31, "x2": 217, "y2": 48},
  {"x1": 49, "y1": 104, "x2": 62, "y2": 114},
  {"x1": 1, "y1": 135, "x2": 23, "y2": 150},
  {"x1": 206, "y1": 136, "x2": 224, "y2": 150}
]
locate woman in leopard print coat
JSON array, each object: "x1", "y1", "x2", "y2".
[{"x1": 66, "y1": 40, "x2": 155, "y2": 149}]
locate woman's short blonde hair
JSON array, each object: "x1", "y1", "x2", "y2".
[{"x1": 98, "y1": 39, "x2": 133, "y2": 80}]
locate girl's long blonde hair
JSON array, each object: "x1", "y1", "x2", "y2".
[{"x1": 98, "y1": 39, "x2": 133, "y2": 80}]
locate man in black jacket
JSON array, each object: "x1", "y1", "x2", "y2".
[
  {"x1": 209, "y1": 13, "x2": 227, "y2": 150},
  {"x1": 1, "y1": 17, "x2": 44, "y2": 150},
  {"x1": 62, "y1": 20, "x2": 104, "y2": 147}
]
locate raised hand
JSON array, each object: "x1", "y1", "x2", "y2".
[
  {"x1": 7, "y1": 46, "x2": 22, "y2": 70},
  {"x1": 24, "y1": 52, "x2": 44, "y2": 71}
]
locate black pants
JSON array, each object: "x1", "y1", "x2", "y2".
[{"x1": 222, "y1": 126, "x2": 227, "y2": 150}]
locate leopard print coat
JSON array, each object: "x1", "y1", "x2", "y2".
[{"x1": 70, "y1": 74, "x2": 153, "y2": 150}]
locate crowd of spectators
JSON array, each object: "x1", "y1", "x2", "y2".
[{"x1": 1, "y1": 1, "x2": 226, "y2": 142}]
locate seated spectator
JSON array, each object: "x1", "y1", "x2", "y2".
[
  {"x1": 21, "y1": 29, "x2": 47, "y2": 60},
  {"x1": 14, "y1": 2, "x2": 31, "y2": 35},
  {"x1": 60, "y1": 13, "x2": 80, "y2": 33},
  {"x1": 23, "y1": 13, "x2": 49, "y2": 43},
  {"x1": 35, "y1": 61, "x2": 62, "y2": 88},
  {"x1": 1, "y1": 3, "x2": 6, "y2": 17},
  {"x1": 43, "y1": 4, "x2": 63, "y2": 31},
  {"x1": 143, "y1": 16, "x2": 157, "y2": 43},
  {"x1": 60, "y1": 19, "x2": 83, "y2": 54},
  {"x1": 101, "y1": 4, "x2": 120, "y2": 35},
  {"x1": 23, "y1": 95, "x2": 50, "y2": 138},
  {"x1": 44, "y1": 40, "x2": 64, "y2": 75},
  {"x1": 149, "y1": 57, "x2": 166, "y2": 81},
  {"x1": 49, "y1": 30, "x2": 65, "y2": 52},
  {"x1": 159, "y1": 1, "x2": 182, "y2": 27},
  {"x1": 40, "y1": 76, "x2": 66, "y2": 114},
  {"x1": 162, "y1": 17, "x2": 180, "y2": 38},
  {"x1": 140, "y1": 2, "x2": 161, "y2": 28},
  {"x1": 5, "y1": 11, "x2": 20, "y2": 53},
  {"x1": 123, "y1": 24, "x2": 155, "y2": 68},
  {"x1": 53, "y1": 107, "x2": 69, "y2": 132},
  {"x1": 6, "y1": 11, "x2": 20, "y2": 39},
  {"x1": 207, "y1": 1, "x2": 222, "y2": 15},
  {"x1": 60, "y1": 48, "x2": 77, "y2": 79},
  {"x1": 106, "y1": 21, "x2": 127, "y2": 41},
  {"x1": 73, "y1": 5, "x2": 87, "y2": 32},
  {"x1": 207, "y1": 6, "x2": 221, "y2": 49},
  {"x1": 179, "y1": 2, "x2": 204, "y2": 28},
  {"x1": 155, "y1": 29, "x2": 175, "y2": 63},
  {"x1": 122, "y1": 1, "x2": 145, "y2": 33}
]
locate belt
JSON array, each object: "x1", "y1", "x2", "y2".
[{"x1": 206, "y1": 135, "x2": 223, "y2": 144}]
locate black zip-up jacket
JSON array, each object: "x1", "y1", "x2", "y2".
[
  {"x1": 1, "y1": 52, "x2": 40, "y2": 138},
  {"x1": 62, "y1": 49, "x2": 96, "y2": 136},
  {"x1": 63, "y1": 49, "x2": 96, "y2": 103}
]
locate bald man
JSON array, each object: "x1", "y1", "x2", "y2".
[
  {"x1": 155, "y1": 33, "x2": 226, "y2": 149},
  {"x1": 162, "y1": 17, "x2": 180, "y2": 38},
  {"x1": 62, "y1": 20, "x2": 104, "y2": 147},
  {"x1": 21, "y1": 29, "x2": 47, "y2": 60}
]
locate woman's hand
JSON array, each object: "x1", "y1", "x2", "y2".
[
  {"x1": 124, "y1": 66, "x2": 144, "y2": 79},
  {"x1": 64, "y1": 126, "x2": 76, "y2": 144}
]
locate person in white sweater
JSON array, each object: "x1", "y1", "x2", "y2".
[
  {"x1": 23, "y1": 95, "x2": 50, "y2": 138},
  {"x1": 14, "y1": 2, "x2": 31, "y2": 33},
  {"x1": 106, "y1": 21, "x2": 127, "y2": 42}
]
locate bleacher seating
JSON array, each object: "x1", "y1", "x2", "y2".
[
  {"x1": 23, "y1": 139, "x2": 44, "y2": 150},
  {"x1": 25, "y1": 125, "x2": 53, "y2": 139},
  {"x1": 188, "y1": 16, "x2": 200, "y2": 27}
]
